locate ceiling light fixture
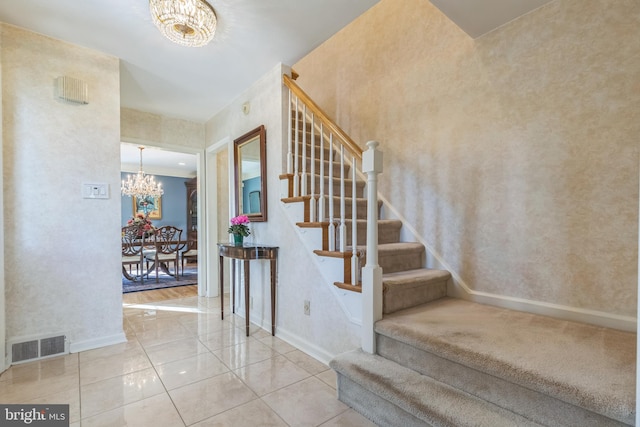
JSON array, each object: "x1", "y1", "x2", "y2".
[
  {"x1": 121, "y1": 146, "x2": 164, "y2": 200},
  {"x1": 149, "y1": 0, "x2": 217, "y2": 48}
]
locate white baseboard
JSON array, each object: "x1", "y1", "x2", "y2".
[
  {"x1": 448, "y1": 279, "x2": 636, "y2": 332},
  {"x1": 275, "y1": 326, "x2": 336, "y2": 366},
  {"x1": 232, "y1": 309, "x2": 337, "y2": 365},
  {"x1": 69, "y1": 332, "x2": 127, "y2": 354}
]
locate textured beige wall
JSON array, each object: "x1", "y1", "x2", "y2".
[
  {"x1": 121, "y1": 107, "x2": 205, "y2": 149},
  {"x1": 1, "y1": 24, "x2": 123, "y2": 348},
  {"x1": 294, "y1": 0, "x2": 640, "y2": 317}
]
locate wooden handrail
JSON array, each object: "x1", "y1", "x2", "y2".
[{"x1": 284, "y1": 74, "x2": 363, "y2": 161}]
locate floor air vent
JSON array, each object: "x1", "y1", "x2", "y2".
[{"x1": 10, "y1": 335, "x2": 67, "y2": 364}]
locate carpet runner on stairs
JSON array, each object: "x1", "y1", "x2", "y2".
[
  {"x1": 333, "y1": 298, "x2": 635, "y2": 427},
  {"x1": 332, "y1": 349, "x2": 544, "y2": 427}
]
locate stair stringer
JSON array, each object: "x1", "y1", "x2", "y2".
[
  {"x1": 376, "y1": 191, "x2": 636, "y2": 332},
  {"x1": 280, "y1": 198, "x2": 363, "y2": 325}
]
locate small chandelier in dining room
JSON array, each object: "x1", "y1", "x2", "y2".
[
  {"x1": 149, "y1": 0, "x2": 218, "y2": 47},
  {"x1": 121, "y1": 146, "x2": 164, "y2": 199}
]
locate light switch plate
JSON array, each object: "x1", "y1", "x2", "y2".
[{"x1": 82, "y1": 183, "x2": 109, "y2": 199}]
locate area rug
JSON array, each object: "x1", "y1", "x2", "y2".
[{"x1": 122, "y1": 266, "x2": 198, "y2": 293}]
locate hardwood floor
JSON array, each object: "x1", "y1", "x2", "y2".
[
  {"x1": 122, "y1": 284, "x2": 198, "y2": 304},
  {"x1": 123, "y1": 261, "x2": 199, "y2": 304}
]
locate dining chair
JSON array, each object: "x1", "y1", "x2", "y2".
[
  {"x1": 180, "y1": 239, "x2": 198, "y2": 276},
  {"x1": 122, "y1": 225, "x2": 145, "y2": 282},
  {"x1": 146, "y1": 225, "x2": 184, "y2": 282}
]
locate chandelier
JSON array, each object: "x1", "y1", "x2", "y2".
[
  {"x1": 121, "y1": 147, "x2": 164, "y2": 200},
  {"x1": 149, "y1": 0, "x2": 217, "y2": 47}
]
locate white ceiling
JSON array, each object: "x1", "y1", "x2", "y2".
[
  {"x1": 0, "y1": 0, "x2": 553, "y2": 173},
  {"x1": 0, "y1": 0, "x2": 380, "y2": 123}
]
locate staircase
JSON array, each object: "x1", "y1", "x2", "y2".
[{"x1": 281, "y1": 74, "x2": 636, "y2": 427}]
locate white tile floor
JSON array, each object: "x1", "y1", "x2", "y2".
[{"x1": 0, "y1": 294, "x2": 377, "y2": 426}]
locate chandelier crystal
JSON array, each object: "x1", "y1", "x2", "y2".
[
  {"x1": 121, "y1": 147, "x2": 164, "y2": 199},
  {"x1": 149, "y1": 0, "x2": 217, "y2": 47}
]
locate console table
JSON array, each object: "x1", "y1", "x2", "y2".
[{"x1": 218, "y1": 243, "x2": 279, "y2": 336}]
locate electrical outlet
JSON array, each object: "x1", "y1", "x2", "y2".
[
  {"x1": 303, "y1": 300, "x2": 310, "y2": 316},
  {"x1": 250, "y1": 296, "x2": 254, "y2": 309}
]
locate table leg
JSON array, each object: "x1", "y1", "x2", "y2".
[
  {"x1": 219, "y1": 255, "x2": 224, "y2": 320},
  {"x1": 271, "y1": 259, "x2": 276, "y2": 336},
  {"x1": 231, "y1": 260, "x2": 236, "y2": 314},
  {"x1": 244, "y1": 259, "x2": 250, "y2": 337}
]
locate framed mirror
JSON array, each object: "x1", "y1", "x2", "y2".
[{"x1": 234, "y1": 125, "x2": 267, "y2": 222}]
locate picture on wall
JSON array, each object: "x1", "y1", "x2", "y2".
[{"x1": 132, "y1": 195, "x2": 162, "y2": 219}]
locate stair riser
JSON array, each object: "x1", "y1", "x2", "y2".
[
  {"x1": 293, "y1": 138, "x2": 356, "y2": 164},
  {"x1": 295, "y1": 158, "x2": 350, "y2": 177},
  {"x1": 380, "y1": 251, "x2": 423, "y2": 273},
  {"x1": 336, "y1": 221, "x2": 400, "y2": 246},
  {"x1": 290, "y1": 119, "x2": 332, "y2": 137},
  {"x1": 383, "y1": 281, "x2": 447, "y2": 314},
  {"x1": 290, "y1": 117, "x2": 314, "y2": 130},
  {"x1": 291, "y1": 130, "x2": 355, "y2": 161},
  {"x1": 359, "y1": 248, "x2": 423, "y2": 274},
  {"x1": 297, "y1": 175, "x2": 364, "y2": 198},
  {"x1": 332, "y1": 349, "x2": 542, "y2": 427},
  {"x1": 316, "y1": 198, "x2": 379, "y2": 221},
  {"x1": 293, "y1": 139, "x2": 333, "y2": 159},
  {"x1": 375, "y1": 334, "x2": 628, "y2": 427},
  {"x1": 335, "y1": 374, "x2": 432, "y2": 427}
]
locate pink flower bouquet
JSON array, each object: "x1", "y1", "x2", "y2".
[{"x1": 228, "y1": 215, "x2": 251, "y2": 237}]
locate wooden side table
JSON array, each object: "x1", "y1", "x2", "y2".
[{"x1": 218, "y1": 243, "x2": 279, "y2": 336}]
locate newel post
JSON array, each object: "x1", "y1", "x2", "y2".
[{"x1": 361, "y1": 140, "x2": 383, "y2": 354}]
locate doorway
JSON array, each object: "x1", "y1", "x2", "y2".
[{"x1": 120, "y1": 142, "x2": 206, "y2": 296}]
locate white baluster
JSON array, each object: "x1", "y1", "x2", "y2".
[
  {"x1": 328, "y1": 133, "x2": 335, "y2": 251},
  {"x1": 338, "y1": 145, "x2": 346, "y2": 253},
  {"x1": 309, "y1": 113, "x2": 317, "y2": 222},
  {"x1": 293, "y1": 98, "x2": 300, "y2": 197},
  {"x1": 351, "y1": 155, "x2": 358, "y2": 285},
  {"x1": 287, "y1": 90, "x2": 293, "y2": 176},
  {"x1": 318, "y1": 123, "x2": 326, "y2": 223},
  {"x1": 301, "y1": 106, "x2": 308, "y2": 196},
  {"x1": 361, "y1": 140, "x2": 383, "y2": 354}
]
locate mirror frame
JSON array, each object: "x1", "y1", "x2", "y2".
[{"x1": 234, "y1": 125, "x2": 267, "y2": 222}]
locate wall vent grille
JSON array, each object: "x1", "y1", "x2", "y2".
[
  {"x1": 55, "y1": 76, "x2": 88, "y2": 104},
  {"x1": 11, "y1": 340, "x2": 38, "y2": 363},
  {"x1": 40, "y1": 336, "x2": 66, "y2": 357},
  {"x1": 10, "y1": 335, "x2": 67, "y2": 364}
]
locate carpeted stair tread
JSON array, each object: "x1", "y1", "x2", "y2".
[
  {"x1": 358, "y1": 241, "x2": 425, "y2": 253},
  {"x1": 331, "y1": 349, "x2": 543, "y2": 427},
  {"x1": 382, "y1": 268, "x2": 450, "y2": 314},
  {"x1": 375, "y1": 298, "x2": 635, "y2": 424}
]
